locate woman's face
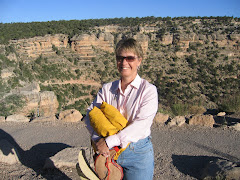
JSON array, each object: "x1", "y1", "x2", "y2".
[{"x1": 116, "y1": 50, "x2": 142, "y2": 80}]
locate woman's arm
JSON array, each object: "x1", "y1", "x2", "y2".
[
  {"x1": 84, "y1": 85, "x2": 111, "y2": 157},
  {"x1": 105, "y1": 85, "x2": 158, "y2": 149},
  {"x1": 84, "y1": 88, "x2": 105, "y2": 142}
]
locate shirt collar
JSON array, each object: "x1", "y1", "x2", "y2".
[
  {"x1": 116, "y1": 74, "x2": 141, "y2": 92},
  {"x1": 130, "y1": 74, "x2": 141, "y2": 89}
]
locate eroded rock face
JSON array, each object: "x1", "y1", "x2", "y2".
[
  {"x1": 71, "y1": 33, "x2": 114, "y2": 59},
  {"x1": 7, "y1": 24, "x2": 239, "y2": 62},
  {"x1": 10, "y1": 34, "x2": 68, "y2": 59}
]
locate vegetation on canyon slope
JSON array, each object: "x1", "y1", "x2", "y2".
[
  {"x1": 0, "y1": 16, "x2": 239, "y2": 44},
  {"x1": 0, "y1": 16, "x2": 239, "y2": 116}
]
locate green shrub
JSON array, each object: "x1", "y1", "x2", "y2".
[
  {"x1": 219, "y1": 94, "x2": 240, "y2": 113},
  {"x1": 0, "y1": 94, "x2": 26, "y2": 116},
  {"x1": 5, "y1": 45, "x2": 16, "y2": 55},
  {"x1": 0, "y1": 54, "x2": 15, "y2": 68},
  {"x1": 171, "y1": 103, "x2": 189, "y2": 116}
]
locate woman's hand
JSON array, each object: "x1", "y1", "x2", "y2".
[{"x1": 96, "y1": 138, "x2": 110, "y2": 157}]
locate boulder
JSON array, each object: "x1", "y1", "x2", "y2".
[
  {"x1": 59, "y1": 109, "x2": 82, "y2": 122},
  {"x1": 0, "y1": 116, "x2": 5, "y2": 122},
  {"x1": 0, "y1": 139, "x2": 20, "y2": 164},
  {"x1": 168, "y1": 116, "x2": 186, "y2": 127},
  {"x1": 217, "y1": 112, "x2": 226, "y2": 117},
  {"x1": 230, "y1": 123, "x2": 240, "y2": 131},
  {"x1": 201, "y1": 158, "x2": 240, "y2": 180},
  {"x1": 188, "y1": 114, "x2": 215, "y2": 127},
  {"x1": 6, "y1": 114, "x2": 29, "y2": 122},
  {"x1": 44, "y1": 147, "x2": 92, "y2": 169},
  {"x1": 154, "y1": 112, "x2": 169, "y2": 124}
]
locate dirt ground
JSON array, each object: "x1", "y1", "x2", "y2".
[{"x1": 0, "y1": 114, "x2": 239, "y2": 180}]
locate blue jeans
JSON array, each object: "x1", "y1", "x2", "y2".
[{"x1": 116, "y1": 136, "x2": 154, "y2": 180}]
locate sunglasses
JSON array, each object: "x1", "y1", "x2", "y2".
[{"x1": 116, "y1": 56, "x2": 138, "y2": 62}]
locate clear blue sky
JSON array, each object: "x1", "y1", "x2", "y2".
[{"x1": 0, "y1": 0, "x2": 239, "y2": 23}]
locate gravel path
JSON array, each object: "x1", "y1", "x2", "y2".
[{"x1": 0, "y1": 120, "x2": 239, "y2": 180}]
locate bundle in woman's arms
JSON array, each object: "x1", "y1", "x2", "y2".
[
  {"x1": 89, "y1": 102, "x2": 128, "y2": 137},
  {"x1": 78, "y1": 102, "x2": 127, "y2": 180}
]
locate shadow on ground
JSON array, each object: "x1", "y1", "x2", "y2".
[
  {"x1": 0, "y1": 129, "x2": 72, "y2": 180},
  {"x1": 172, "y1": 155, "x2": 221, "y2": 179},
  {"x1": 214, "y1": 116, "x2": 240, "y2": 126}
]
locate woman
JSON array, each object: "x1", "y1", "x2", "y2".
[{"x1": 84, "y1": 38, "x2": 158, "y2": 180}]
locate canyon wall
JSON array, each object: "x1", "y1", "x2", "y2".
[
  {"x1": 70, "y1": 32, "x2": 115, "y2": 60},
  {"x1": 8, "y1": 25, "x2": 240, "y2": 62},
  {"x1": 10, "y1": 34, "x2": 68, "y2": 60}
]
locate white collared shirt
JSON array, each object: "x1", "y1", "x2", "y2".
[{"x1": 84, "y1": 74, "x2": 158, "y2": 148}]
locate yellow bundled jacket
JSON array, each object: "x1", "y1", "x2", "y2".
[
  {"x1": 89, "y1": 106, "x2": 118, "y2": 137},
  {"x1": 100, "y1": 102, "x2": 128, "y2": 131},
  {"x1": 89, "y1": 102, "x2": 129, "y2": 160}
]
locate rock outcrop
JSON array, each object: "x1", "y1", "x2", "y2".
[
  {"x1": 7, "y1": 23, "x2": 239, "y2": 62},
  {"x1": 133, "y1": 33, "x2": 149, "y2": 54},
  {"x1": 12, "y1": 82, "x2": 59, "y2": 118},
  {"x1": 19, "y1": 91, "x2": 59, "y2": 117},
  {"x1": 10, "y1": 34, "x2": 68, "y2": 60},
  {"x1": 71, "y1": 33, "x2": 114, "y2": 60}
]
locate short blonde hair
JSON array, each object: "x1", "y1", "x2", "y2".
[{"x1": 115, "y1": 38, "x2": 143, "y2": 59}]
